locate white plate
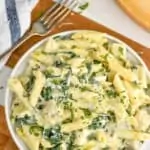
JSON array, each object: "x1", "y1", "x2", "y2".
[{"x1": 5, "y1": 30, "x2": 150, "y2": 150}]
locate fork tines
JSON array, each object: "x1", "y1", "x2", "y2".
[{"x1": 40, "y1": 0, "x2": 78, "y2": 30}]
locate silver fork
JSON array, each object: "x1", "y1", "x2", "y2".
[{"x1": 0, "y1": 0, "x2": 78, "y2": 60}]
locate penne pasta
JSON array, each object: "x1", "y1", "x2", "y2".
[{"x1": 30, "y1": 70, "x2": 46, "y2": 107}]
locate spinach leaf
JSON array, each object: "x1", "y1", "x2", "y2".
[
  {"x1": 44, "y1": 70, "x2": 61, "y2": 79},
  {"x1": 29, "y1": 125, "x2": 44, "y2": 136},
  {"x1": 67, "y1": 132, "x2": 76, "y2": 150},
  {"x1": 37, "y1": 104, "x2": 45, "y2": 110},
  {"x1": 118, "y1": 47, "x2": 124, "y2": 55},
  {"x1": 48, "y1": 51, "x2": 78, "y2": 59},
  {"x1": 86, "y1": 62, "x2": 92, "y2": 74},
  {"x1": 59, "y1": 69, "x2": 72, "y2": 98},
  {"x1": 39, "y1": 143, "x2": 61, "y2": 150},
  {"x1": 102, "y1": 147, "x2": 110, "y2": 150},
  {"x1": 59, "y1": 51, "x2": 77, "y2": 59},
  {"x1": 88, "y1": 114, "x2": 110, "y2": 129},
  {"x1": 50, "y1": 143, "x2": 61, "y2": 150},
  {"x1": 53, "y1": 60, "x2": 68, "y2": 68},
  {"x1": 43, "y1": 125, "x2": 63, "y2": 145},
  {"x1": 87, "y1": 133, "x2": 97, "y2": 141},
  {"x1": 144, "y1": 83, "x2": 150, "y2": 94},
  {"x1": 63, "y1": 101, "x2": 73, "y2": 109},
  {"x1": 53, "y1": 35, "x2": 61, "y2": 40},
  {"x1": 89, "y1": 72, "x2": 96, "y2": 81},
  {"x1": 79, "y1": 2, "x2": 89, "y2": 11},
  {"x1": 130, "y1": 65, "x2": 137, "y2": 71},
  {"x1": 67, "y1": 51, "x2": 78, "y2": 58},
  {"x1": 80, "y1": 108, "x2": 92, "y2": 118},
  {"x1": 93, "y1": 60, "x2": 101, "y2": 64},
  {"x1": 15, "y1": 115, "x2": 36, "y2": 128},
  {"x1": 103, "y1": 42, "x2": 109, "y2": 50},
  {"x1": 62, "y1": 118, "x2": 73, "y2": 124},
  {"x1": 107, "y1": 111, "x2": 116, "y2": 123},
  {"x1": 41, "y1": 86, "x2": 52, "y2": 101},
  {"x1": 63, "y1": 101, "x2": 74, "y2": 122},
  {"x1": 106, "y1": 89, "x2": 118, "y2": 98},
  {"x1": 78, "y1": 73, "x2": 88, "y2": 83},
  {"x1": 126, "y1": 105, "x2": 132, "y2": 116},
  {"x1": 25, "y1": 75, "x2": 35, "y2": 93}
]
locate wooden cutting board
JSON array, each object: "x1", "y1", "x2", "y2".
[
  {"x1": 117, "y1": 0, "x2": 150, "y2": 31},
  {"x1": 0, "y1": 106, "x2": 18, "y2": 150},
  {"x1": 1, "y1": 0, "x2": 150, "y2": 149}
]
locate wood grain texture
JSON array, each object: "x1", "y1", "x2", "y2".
[
  {"x1": 2, "y1": 0, "x2": 150, "y2": 149},
  {"x1": 0, "y1": 106, "x2": 18, "y2": 150},
  {"x1": 117, "y1": 0, "x2": 150, "y2": 31}
]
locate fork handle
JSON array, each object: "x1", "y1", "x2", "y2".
[{"x1": 0, "y1": 30, "x2": 34, "y2": 60}]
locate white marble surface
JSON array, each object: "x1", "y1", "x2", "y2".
[
  {"x1": 83, "y1": 0, "x2": 150, "y2": 48},
  {"x1": 1, "y1": 0, "x2": 150, "y2": 106}
]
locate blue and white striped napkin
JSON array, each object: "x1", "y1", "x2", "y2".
[
  {"x1": 0, "y1": 0, "x2": 38, "y2": 54},
  {"x1": 0, "y1": 0, "x2": 90, "y2": 69}
]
